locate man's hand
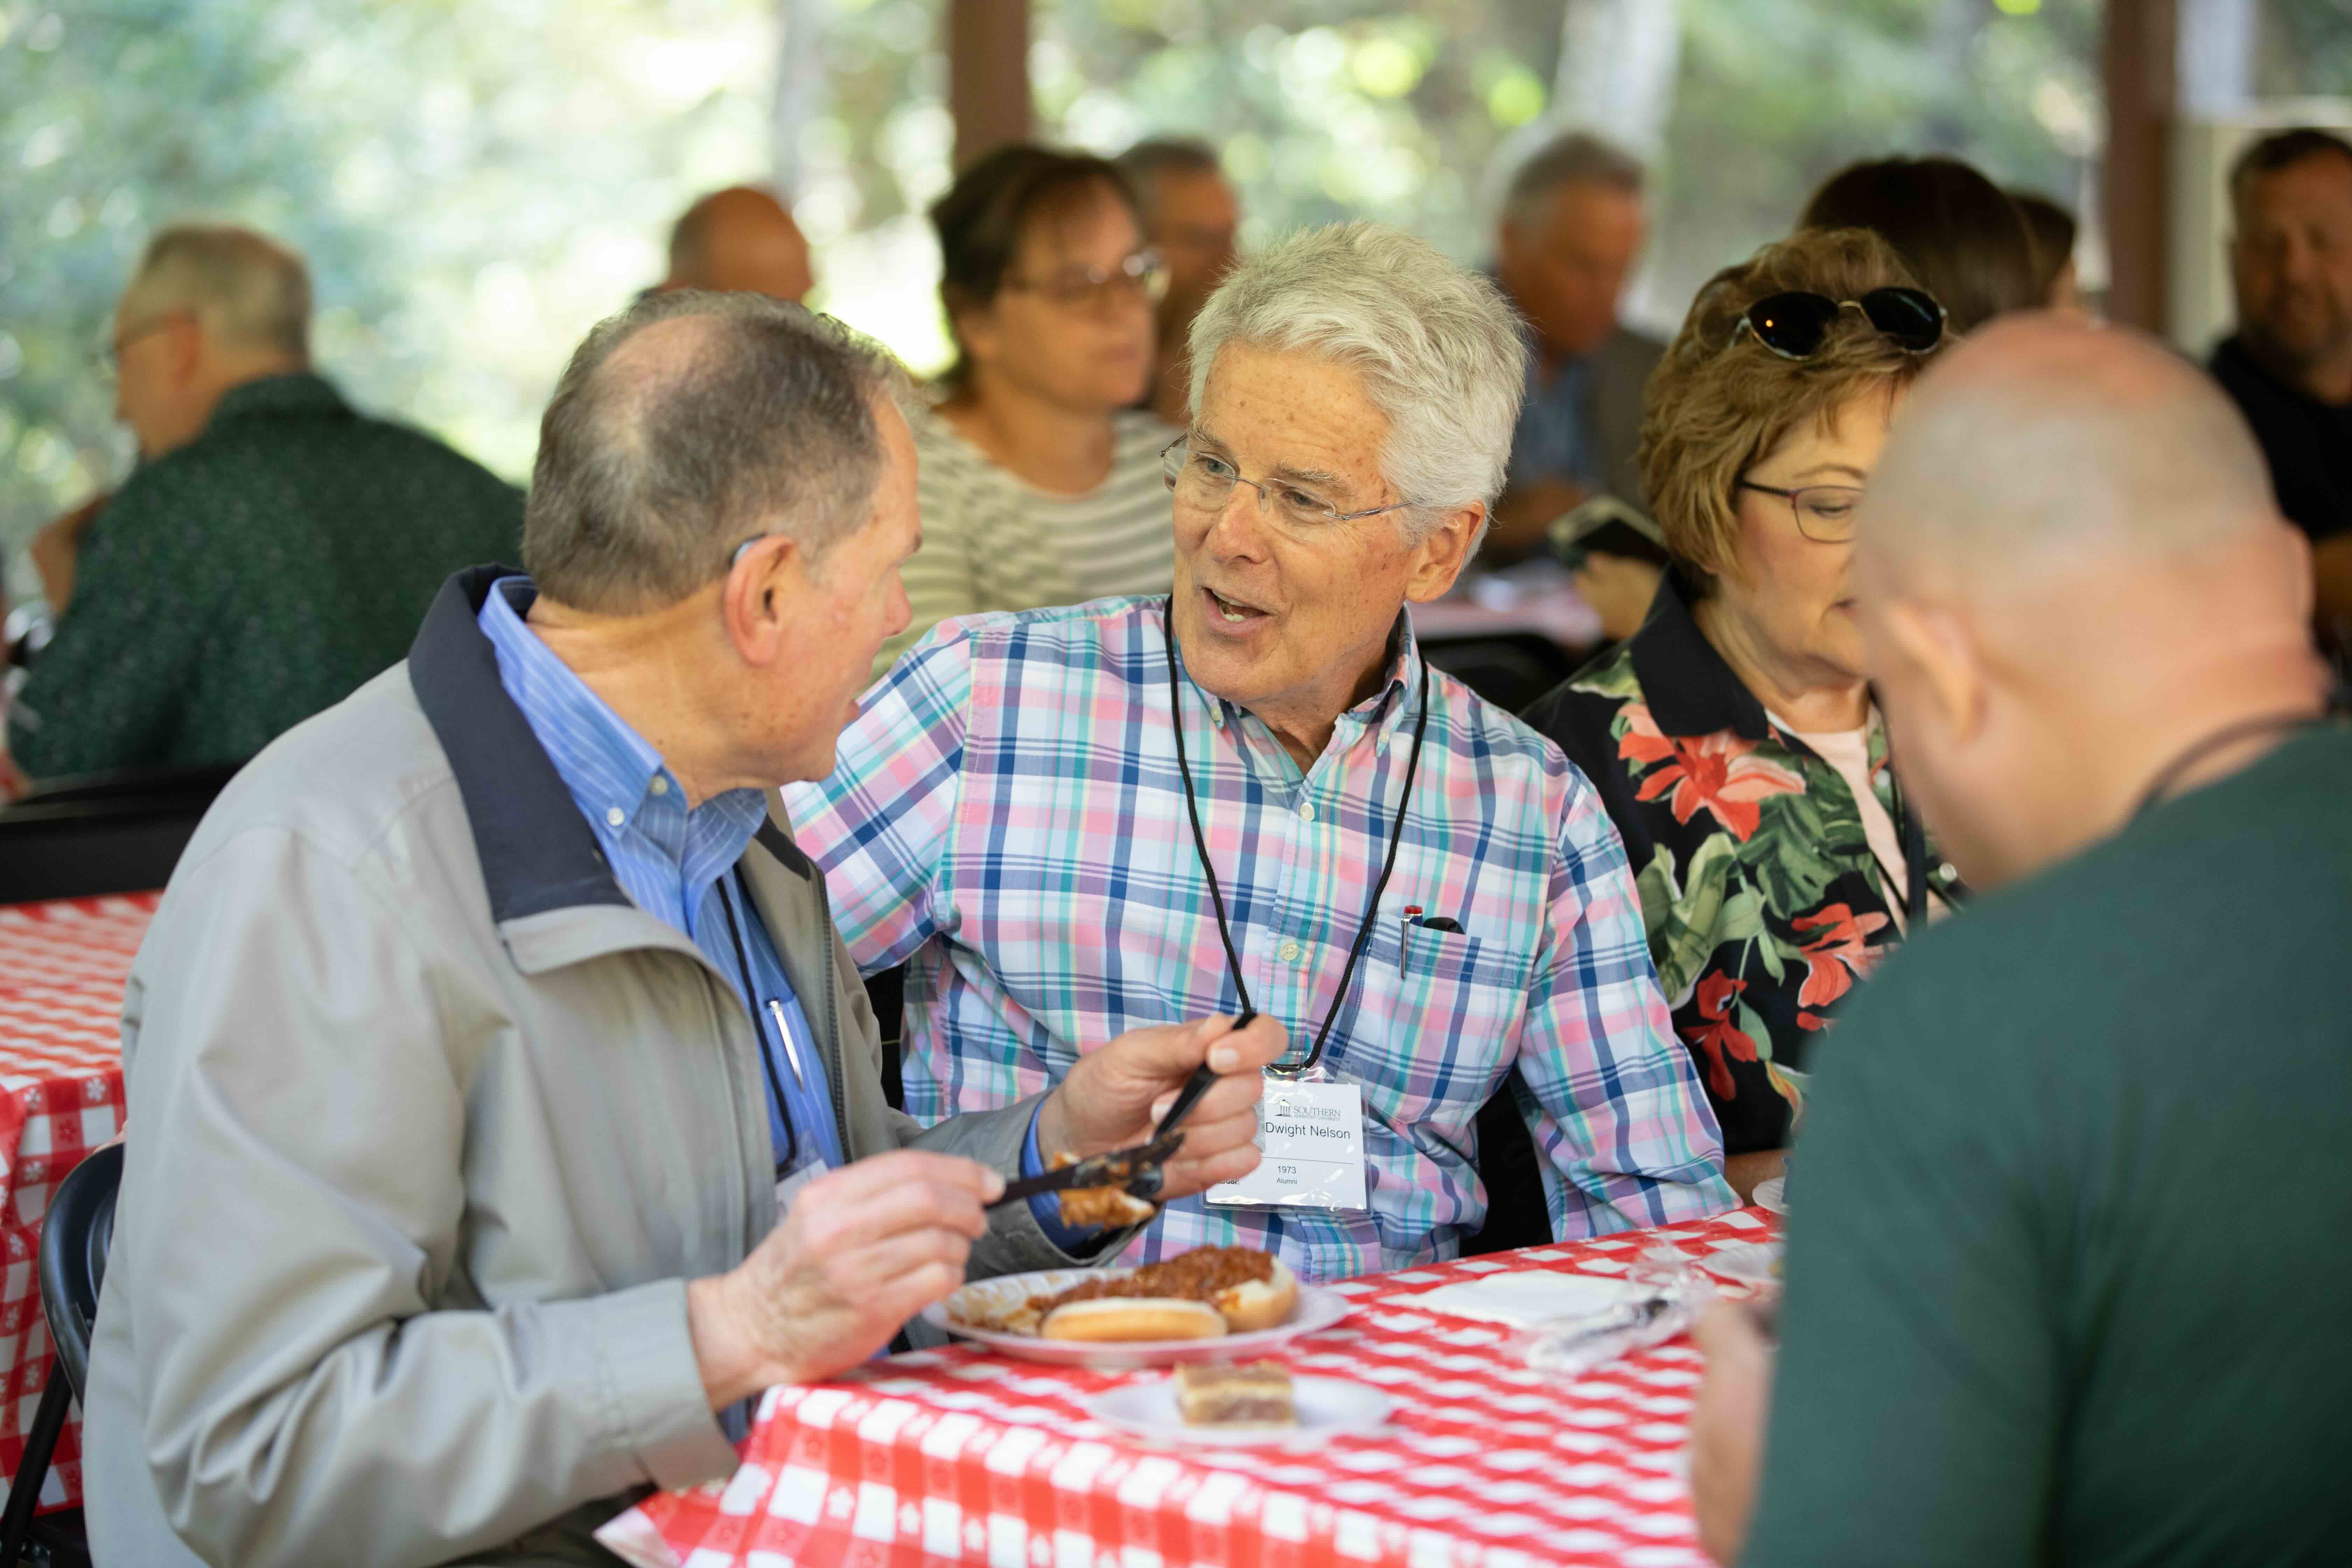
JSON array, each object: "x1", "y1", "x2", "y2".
[
  {"x1": 1573, "y1": 552, "x2": 1664, "y2": 644},
  {"x1": 1487, "y1": 478, "x2": 1592, "y2": 557},
  {"x1": 30, "y1": 492, "x2": 108, "y2": 615},
  {"x1": 1035, "y1": 1014, "x2": 1287, "y2": 1201},
  {"x1": 1690, "y1": 1298, "x2": 1777, "y2": 1565},
  {"x1": 685, "y1": 1149, "x2": 1001, "y2": 1408}
]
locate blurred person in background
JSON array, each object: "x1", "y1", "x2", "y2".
[
  {"x1": 2010, "y1": 188, "x2": 2082, "y2": 312},
  {"x1": 1117, "y1": 137, "x2": 1241, "y2": 427},
  {"x1": 7, "y1": 224, "x2": 520, "y2": 781},
  {"x1": 2208, "y1": 128, "x2": 2352, "y2": 650},
  {"x1": 1488, "y1": 130, "x2": 1664, "y2": 558},
  {"x1": 658, "y1": 185, "x2": 814, "y2": 303},
  {"x1": 1523, "y1": 229, "x2": 1965, "y2": 1203},
  {"x1": 1692, "y1": 314, "x2": 2347, "y2": 1568},
  {"x1": 875, "y1": 145, "x2": 1177, "y2": 676},
  {"x1": 1800, "y1": 155, "x2": 2041, "y2": 332}
]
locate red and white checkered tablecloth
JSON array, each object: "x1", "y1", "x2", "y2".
[
  {"x1": 0, "y1": 892, "x2": 154, "y2": 1511},
  {"x1": 602, "y1": 1209, "x2": 1778, "y2": 1568}
]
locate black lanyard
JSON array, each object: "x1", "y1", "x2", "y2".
[
  {"x1": 2129, "y1": 710, "x2": 2324, "y2": 823},
  {"x1": 1162, "y1": 602, "x2": 1431, "y2": 1078},
  {"x1": 717, "y1": 871, "x2": 800, "y2": 1174}
]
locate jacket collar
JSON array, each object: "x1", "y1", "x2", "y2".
[
  {"x1": 1628, "y1": 567, "x2": 1774, "y2": 743},
  {"x1": 204, "y1": 372, "x2": 350, "y2": 433},
  {"x1": 406, "y1": 566, "x2": 810, "y2": 926}
]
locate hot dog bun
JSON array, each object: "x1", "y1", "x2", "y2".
[
  {"x1": 1211, "y1": 1257, "x2": 1299, "y2": 1332},
  {"x1": 1039, "y1": 1297, "x2": 1228, "y2": 1342}
]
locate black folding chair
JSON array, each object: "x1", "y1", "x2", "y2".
[
  {"x1": 0, "y1": 1143, "x2": 123, "y2": 1567},
  {"x1": 0, "y1": 765, "x2": 235, "y2": 904},
  {"x1": 1463, "y1": 1068, "x2": 1555, "y2": 1257},
  {"x1": 1417, "y1": 632, "x2": 1583, "y2": 717}
]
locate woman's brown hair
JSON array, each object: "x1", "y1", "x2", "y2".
[
  {"x1": 1639, "y1": 227, "x2": 1941, "y2": 592},
  {"x1": 930, "y1": 144, "x2": 1141, "y2": 388}
]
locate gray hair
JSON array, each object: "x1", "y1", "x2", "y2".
[
  {"x1": 523, "y1": 291, "x2": 916, "y2": 615},
  {"x1": 1503, "y1": 130, "x2": 1646, "y2": 231},
  {"x1": 119, "y1": 225, "x2": 310, "y2": 358},
  {"x1": 1116, "y1": 138, "x2": 1224, "y2": 218},
  {"x1": 1185, "y1": 222, "x2": 1527, "y2": 547}
]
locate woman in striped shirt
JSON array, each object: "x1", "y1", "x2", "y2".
[{"x1": 875, "y1": 145, "x2": 1182, "y2": 678}]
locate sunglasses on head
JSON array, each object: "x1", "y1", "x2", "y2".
[{"x1": 1732, "y1": 288, "x2": 1947, "y2": 360}]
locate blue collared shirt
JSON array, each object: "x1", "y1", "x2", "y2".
[
  {"x1": 1507, "y1": 345, "x2": 1598, "y2": 492},
  {"x1": 477, "y1": 576, "x2": 842, "y2": 1177}
]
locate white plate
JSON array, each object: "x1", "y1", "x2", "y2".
[
  {"x1": 1698, "y1": 1239, "x2": 1783, "y2": 1286},
  {"x1": 1752, "y1": 1175, "x2": 1787, "y2": 1214},
  {"x1": 1087, "y1": 1374, "x2": 1392, "y2": 1447},
  {"x1": 924, "y1": 1267, "x2": 1353, "y2": 1369}
]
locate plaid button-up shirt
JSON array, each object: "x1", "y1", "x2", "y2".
[{"x1": 785, "y1": 597, "x2": 1731, "y2": 1280}]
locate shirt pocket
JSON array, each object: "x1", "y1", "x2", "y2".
[{"x1": 1335, "y1": 920, "x2": 1523, "y2": 1141}]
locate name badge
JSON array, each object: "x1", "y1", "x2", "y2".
[
  {"x1": 774, "y1": 1161, "x2": 827, "y2": 1226},
  {"x1": 1205, "y1": 1078, "x2": 1368, "y2": 1211}
]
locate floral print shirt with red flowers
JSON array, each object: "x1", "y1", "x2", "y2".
[{"x1": 1523, "y1": 571, "x2": 1964, "y2": 1155}]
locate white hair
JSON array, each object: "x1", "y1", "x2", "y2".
[
  {"x1": 120, "y1": 225, "x2": 311, "y2": 358},
  {"x1": 1185, "y1": 222, "x2": 1528, "y2": 548}
]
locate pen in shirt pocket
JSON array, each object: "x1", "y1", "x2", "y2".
[{"x1": 1396, "y1": 906, "x2": 1466, "y2": 973}]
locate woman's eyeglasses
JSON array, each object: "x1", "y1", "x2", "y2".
[
  {"x1": 1731, "y1": 288, "x2": 1946, "y2": 360},
  {"x1": 1738, "y1": 481, "x2": 1862, "y2": 543},
  {"x1": 1004, "y1": 250, "x2": 1170, "y2": 309}
]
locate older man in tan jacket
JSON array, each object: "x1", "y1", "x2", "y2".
[{"x1": 83, "y1": 293, "x2": 1282, "y2": 1568}]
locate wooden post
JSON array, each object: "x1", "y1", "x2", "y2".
[
  {"x1": 2102, "y1": 0, "x2": 2178, "y2": 333},
  {"x1": 948, "y1": 0, "x2": 1031, "y2": 172}
]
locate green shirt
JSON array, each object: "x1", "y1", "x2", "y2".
[
  {"x1": 1748, "y1": 726, "x2": 2352, "y2": 1567},
  {"x1": 10, "y1": 374, "x2": 521, "y2": 777}
]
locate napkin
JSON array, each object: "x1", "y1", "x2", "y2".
[{"x1": 1402, "y1": 1268, "x2": 1648, "y2": 1328}]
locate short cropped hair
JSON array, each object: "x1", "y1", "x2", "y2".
[
  {"x1": 523, "y1": 292, "x2": 915, "y2": 615},
  {"x1": 1800, "y1": 156, "x2": 2039, "y2": 332},
  {"x1": 118, "y1": 225, "x2": 310, "y2": 358},
  {"x1": 932, "y1": 144, "x2": 1141, "y2": 387},
  {"x1": 1116, "y1": 138, "x2": 1224, "y2": 218},
  {"x1": 1642, "y1": 228, "x2": 1940, "y2": 592},
  {"x1": 2230, "y1": 126, "x2": 2352, "y2": 214},
  {"x1": 1185, "y1": 222, "x2": 1527, "y2": 548},
  {"x1": 1503, "y1": 131, "x2": 1646, "y2": 231}
]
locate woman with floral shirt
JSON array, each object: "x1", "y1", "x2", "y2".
[{"x1": 1525, "y1": 228, "x2": 1966, "y2": 1201}]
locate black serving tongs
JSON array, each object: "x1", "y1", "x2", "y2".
[{"x1": 983, "y1": 1009, "x2": 1255, "y2": 1211}]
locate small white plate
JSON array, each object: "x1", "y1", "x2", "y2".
[
  {"x1": 925, "y1": 1268, "x2": 1353, "y2": 1370},
  {"x1": 1752, "y1": 1176, "x2": 1787, "y2": 1214},
  {"x1": 1088, "y1": 1374, "x2": 1392, "y2": 1447},
  {"x1": 1700, "y1": 1239, "x2": 1783, "y2": 1286}
]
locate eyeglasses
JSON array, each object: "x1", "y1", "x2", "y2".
[
  {"x1": 1160, "y1": 438, "x2": 1415, "y2": 534},
  {"x1": 1003, "y1": 250, "x2": 1170, "y2": 309},
  {"x1": 1738, "y1": 481, "x2": 1863, "y2": 543},
  {"x1": 93, "y1": 311, "x2": 188, "y2": 384},
  {"x1": 1731, "y1": 288, "x2": 1946, "y2": 360}
]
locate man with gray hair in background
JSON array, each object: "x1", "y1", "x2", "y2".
[
  {"x1": 9, "y1": 224, "x2": 521, "y2": 779},
  {"x1": 1487, "y1": 128, "x2": 1663, "y2": 557},
  {"x1": 1688, "y1": 315, "x2": 2349, "y2": 1564},
  {"x1": 84, "y1": 290, "x2": 1282, "y2": 1567},
  {"x1": 788, "y1": 223, "x2": 1731, "y2": 1282},
  {"x1": 1116, "y1": 137, "x2": 1241, "y2": 426}
]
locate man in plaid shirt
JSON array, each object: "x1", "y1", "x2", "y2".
[{"x1": 787, "y1": 225, "x2": 1731, "y2": 1280}]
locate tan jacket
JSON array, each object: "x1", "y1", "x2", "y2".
[{"x1": 84, "y1": 568, "x2": 1080, "y2": 1568}]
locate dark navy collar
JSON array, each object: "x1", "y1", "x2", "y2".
[
  {"x1": 406, "y1": 565, "x2": 809, "y2": 925},
  {"x1": 1627, "y1": 567, "x2": 1774, "y2": 743}
]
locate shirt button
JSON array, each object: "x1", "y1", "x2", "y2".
[
  {"x1": 1298, "y1": 800, "x2": 1315, "y2": 822},
  {"x1": 649, "y1": 777, "x2": 670, "y2": 797},
  {"x1": 605, "y1": 806, "x2": 625, "y2": 827},
  {"x1": 1278, "y1": 939, "x2": 1303, "y2": 964}
]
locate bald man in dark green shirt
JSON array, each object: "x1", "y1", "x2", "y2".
[
  {"x1": 1690, "y1": 317, "x2": 2352, "y2": 1564},
  {"x1": 9, "y1": 226, "x2": 518, "y2": 780}
]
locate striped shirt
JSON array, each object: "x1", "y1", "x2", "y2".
[
  {"x1": 878, "y1": 403, "x2": 1177, "y2": 678},
  {"x1": 785, "y1": 596, "x2": 1732, "y2": 1281},
  {"x1": 478, "y1": 575, "x2": 842, "y2": 1177}
]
